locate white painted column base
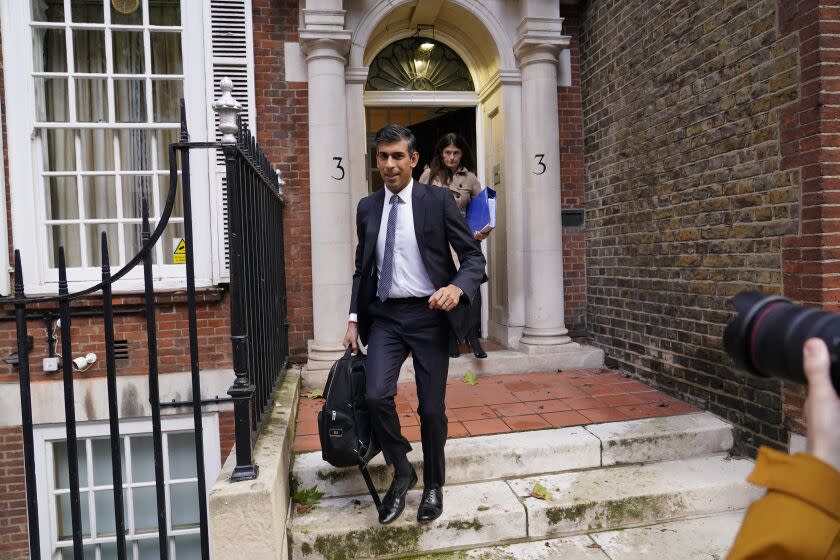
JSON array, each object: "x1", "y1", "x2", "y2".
[{"x1": 304, "y1": 339, "x2": 347, "y2": 372}]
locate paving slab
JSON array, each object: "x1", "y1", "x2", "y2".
[
  {"x1": 585, "y1": 413, "x2": 734, "y2": 465},
  {"x1": 398, "y1": 535, "x2": 610, "y2": 559},
  {"x1": 592, "y1": 511, "x2": 745, "y2": 559},
  {"x1": 507, "y1": 454, "x2": 761, "y2": 538},
  {"x1": 293, "y1": 426, "x2": 601, "y2": 498},
  {"x1": 288, "y1": 480, "x2": 526, "y2": 560}
]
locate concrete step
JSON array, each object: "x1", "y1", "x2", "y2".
[
  {"x1": 288, "y1": 480, "x2": 526, "y2": 560},
  {"x1": 287, "y1": 454, "x2": 758, "y2": 560},
  {"x1": 397, "y1": 511, "x2": 745, "y2": 559},
  {"x1": 292, "y1": 412, "x2": 733, "y2": 498},
  {"x1": 508, "y1": 454, "x2": 760, "y2": 539}
]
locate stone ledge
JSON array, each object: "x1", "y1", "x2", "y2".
[{"x1": 210, "y1": 367, "x2": 301, "y2": 560}]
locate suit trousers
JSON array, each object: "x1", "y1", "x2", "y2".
[{"x1": 365, "y1": 298, "x2": 450, "y2": 488}]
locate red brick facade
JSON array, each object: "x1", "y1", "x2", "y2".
[
  {"x1": 559, "y1": 8, "x2": 587, "y2": 338},
  {"x1": 779, "y1": 0, "x2": 840, "y2": 434},
  {"x1": 252, "y1": 0, "x2": 312, "y2": 360},
  {"x1": 0, "y1": 427, "x2": 28, "y2": 560}
]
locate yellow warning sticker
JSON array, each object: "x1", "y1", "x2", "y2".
[{"x1": 173, "y1": 238, "x2": 186, "y2": 264}]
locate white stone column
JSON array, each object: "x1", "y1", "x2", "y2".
[
  {"x1": 300, "y1": 12, "x2": 353, "y2": 371},
  {"x1": 514, "y1": 18, "x2": 577, "y2": 353}
]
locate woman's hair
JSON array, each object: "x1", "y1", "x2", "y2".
[{"x1": 427, "y1": 132, "x2": 475, "y2": 185}]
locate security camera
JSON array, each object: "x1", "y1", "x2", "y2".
[{"x1": 72, "y1": 353, "x2": 97, "y2": 372}]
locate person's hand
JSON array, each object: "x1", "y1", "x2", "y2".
[
  {"x1": 343, "y1": 322, "x2": 359, "y2": 351},
  {"x1": 803, "y1": 337, "x2": 840, "y2": 471},
  {"x1": 474, "y1": 231, "x2": 487, "y2": 241},
  {"x1": 428, "y1": 284, "x2": 463, "y2": 311}
]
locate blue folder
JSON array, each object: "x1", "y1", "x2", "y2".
[{"x1": 465, "y1": 187, "x2": 496, "y2": 234}]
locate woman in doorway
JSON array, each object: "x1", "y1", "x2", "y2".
[{"x1": 419, "y1": 132, "x2": 489, "y2": 359}]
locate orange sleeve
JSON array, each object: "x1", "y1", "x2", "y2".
[{"x1": 727, "y1": 447, "x2": 840, "y2": 559}]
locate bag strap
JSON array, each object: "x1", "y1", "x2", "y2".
[{"x1": 359, "y1": 464, "x2": 381, "y2": 511}]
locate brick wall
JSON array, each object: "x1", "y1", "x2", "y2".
[
  {"x1": 560, "y1": 8, "x2": 587, "y2": 338},
  {"x1": 252, "y1": 0, "x2": 312, "y2": 360},
  {"x1": 778, "y1": 1, "x2": 840, "y2": 435},
  {"x1": 582, "y1": 0, "x2": 802, "y2": 455},
  {"x1": 0, "y1": 291, "x2": 232, "y2": 384},
  {"x1": 0, "y1": 427, "x2": 28, "y2": 560}
]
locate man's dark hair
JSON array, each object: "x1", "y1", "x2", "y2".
[{"x1": 374, "y1": 124, "x2": 417, "y2": 154}]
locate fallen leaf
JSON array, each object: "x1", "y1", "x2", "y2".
[
  {"x1": 463, "y1": 370, "x2": 478, "y2": 385},
  {"x1": 530, "y1": 482, "x2": 552, "y2": 500},
  {"x1": 302, "y1": 389, "x2": 324, "y2": 399},
  {"x1": 587, "y1": 543, "x2": 602, "y2": 549},
  {"x1": 296, "y1": 504, "x2": 312, "y2": 515}
]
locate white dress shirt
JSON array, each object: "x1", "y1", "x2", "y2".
[{"x1": 376, "y1": 180, "x2": 435, "y2": 299}]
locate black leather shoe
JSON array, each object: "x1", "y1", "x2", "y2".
[
  {"x1": 378, "y1": 468, "x2": 417, "y2": 524},
  {"x1": 417, "y1": 486, "x2": 443, "y2": 523},
  {"x1": 468, "y1": 336, "x2": 487, "y2": 359}
]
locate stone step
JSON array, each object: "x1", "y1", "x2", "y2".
[
  {"x1": 292, "y1": 412, "x2": 733, "y2": 498},
  {"x1": 288, "y1": 480, "x2": 527, "y2": 560},
  {"x1": 508, "y1": 454, "x2": 760, "y2": 539},
  {"x1": 287, "y1": 455, "x2": 758, "y2": 560},
  {"x1": 395, "y1": 511, "x2": 746, "y2": 559}
]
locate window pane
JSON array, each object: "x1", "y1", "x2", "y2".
[
  {"x1": 82, "y1": 176, "x2": 117, "y2": 220},
  {"x1": 35, "y1": 78, "x2": 69, "y2": 122},
  {"x1": 99, "y1": 542, "x2": 118, "y2": 559},
  {"x1": 174, "y1": 534, "x2": 200, "y2": 558},
  {"x1": 130, "y1": 437, "x2": 155, "y2": 482},
  {"x1": 113, "y1": 31, "x2": 145, "y2": 74},
  {"x1": 32, "y1": 0, "x2": 65, "y2": 22},
  {"x1": 73, "y1": 30, "x2": 106, "y2": 73},
  {"x1": 150, "y1": 0, "x2": 180, "y2": 26},
  {"x1": 162, "y1": 222, "x2": 185, "y2": 265},
  {"x1": 94, "y1": 489, "x2": 116, "y2": 536},
  {"x1": 48, "y1": 225, "x2": 82, "y2": 268},
  {"x1": 53, "y1": 440, "x2": 88, "y2": 490},
  {"x1": 152, "y1": 80, "x2": 182, "y2": 122},
  {"x1": 169, "y1": 481, "x2": 199, "y2": 528},
  {"x1": 150, "y1": 33, "x2": 182, "y2": 74},
  {"x1": 45, "y1": 176, "x2": 79, "y2": 220},
  {"x1": 115, "y1": 79, "x2": 148, "y2": 122},
  {"x1": 138, "y1": 537, "x2": 161, "y2": 560},
  {"x1": 167, "y1": 432, "x2": 196, "y2": 479},
  {"x1": 157, "y1": 174, "x2": 182, "y2": 218},
  {"x1": 79, "y1": 128, "x2": 115, "y2": 171},
  {"x1": 76, "y1": 78, "x2": 109, "y2": 123},
  {"x1": 60, "y1": 544, "x2": 95, "y2": 560},
  {"x1": 43, "y1": 129, "x2": 76, "y2": 172},
  {"x1": 119, "y1": 129, "x2": 152, "y2": 171},
  {"x1": 122, "y1": 175, "x2": 153, "y2": 218},
  {"x1": 32, "y1": 28, "x2": 67, "y2": 73},
  {"x1": 111, "y1": 0, "x2": 143, "y2": 25},
  {"x1": 87, "y1": 223, "x2": 119, "y2": 266},
  {"x1": 124, "y1": 221, "x2": 158, "y2": 264},
  {"x1": 56, "y1": 491, "x2": 91, "y2": 539},
  {"x1": 92, "y1": 438, "x2": 126, "y2": 486},
  {"x1": 132, "y1": 486, "x2": 158, "y2": 533},
  {"x1": 156, "y1": 129, "x2": 179, "y2": 170},
  {"x1": 71, "y1": 1, "x2": 104, "y2": 23}
]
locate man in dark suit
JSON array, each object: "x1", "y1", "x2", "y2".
[{"x1": 343, "y1": 124, "x2": 486, "y2": 525}]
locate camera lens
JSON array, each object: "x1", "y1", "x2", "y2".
[{"x1": 723, "y1": 291, "x2": 840, "y2": 392}]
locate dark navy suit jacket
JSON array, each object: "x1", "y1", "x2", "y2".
[{"x1": 349, "y1": 181, "x2": 486, "y2": 346}]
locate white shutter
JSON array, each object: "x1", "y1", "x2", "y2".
[{"x1": 206, "y1": 0, "x2": 256, "y2": 282}]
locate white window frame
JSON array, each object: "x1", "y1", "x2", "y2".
[
  {"x1": 0, "y1": 0, "x2": 216, "y2": 294},
  {"x1": 33, "y1": 413, "x2": 221, "y2": 560}
]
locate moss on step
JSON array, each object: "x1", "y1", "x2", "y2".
[
  {"x1": 303, "y1": 524, "x2": 423, "y2": 560},
  {"x1": 545, "y1": 494, "x2": 687, "y2": 531},
  {"x1": 445, "y1": 518, "x2": 483, "y2": 531}
]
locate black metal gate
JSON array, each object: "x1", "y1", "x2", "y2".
[{"x1": 14, "y1": 99, "x2": 288, "y2": 559}]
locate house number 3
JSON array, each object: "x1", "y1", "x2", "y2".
[
  {"x1": 533, "y1": 154, "x2": 546, "y2": 175},
  {"x1": 332, "y1": 156, "x2": 345, "y2": 180}
]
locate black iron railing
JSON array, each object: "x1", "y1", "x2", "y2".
[
  {"x1": 224, "y1": 117, "x2": 289, "y2": 481},
  {"x1": 14, "y1": 94, "x2": 288, "y2": 560}
]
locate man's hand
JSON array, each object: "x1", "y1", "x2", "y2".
[
  {"x1": 428, "y1": 284, "x2": 463, "y2": 311},
  {"x1": 803, "y1": 337, "x2": 840, "y2": 472},
  {"x1": 474, "y1": 231, "x2": 488, "y2": 241},
  {"x1": 343, "y1": 322, "x2": 359, "y2": 351}
]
